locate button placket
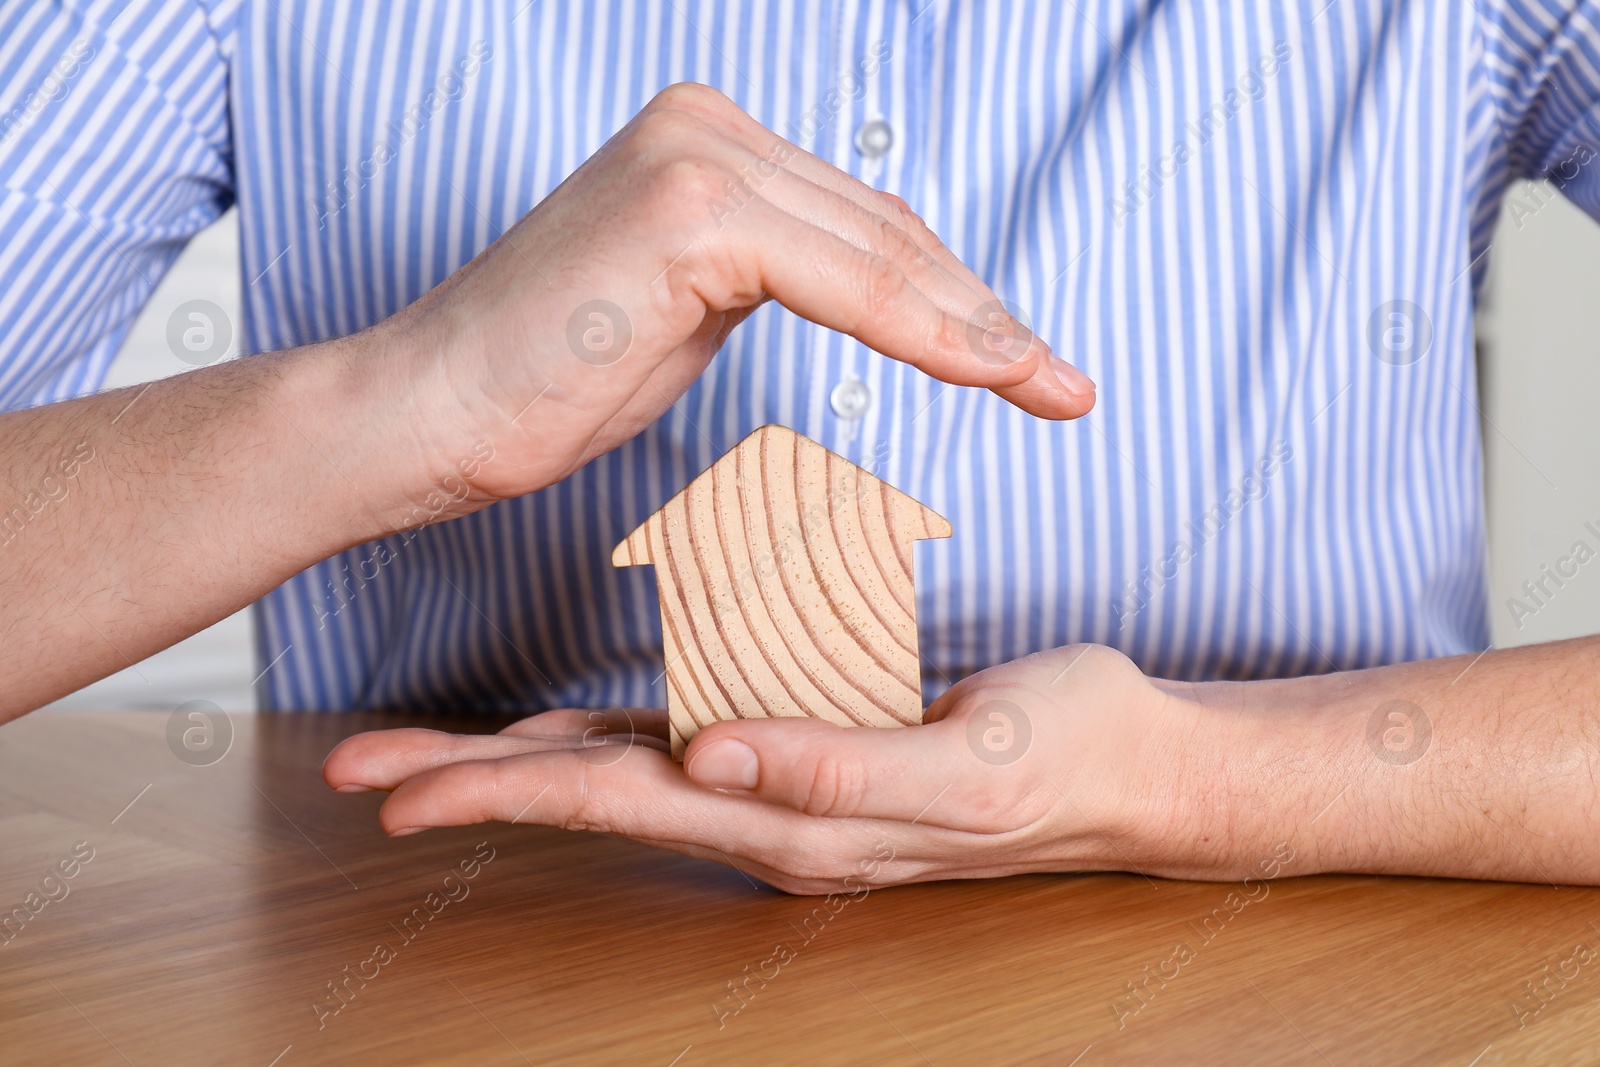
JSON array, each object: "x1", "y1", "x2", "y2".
[{"x1": 827, "y1": 2, "x2": 897, "y2": 452}]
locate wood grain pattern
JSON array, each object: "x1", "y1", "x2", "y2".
[
  {"x1": 3, "y1": 711, "x2": 1599, "y2": 1065},
  {"x1": 613, "y1": 425, "x2": 951, "y2": 759}
]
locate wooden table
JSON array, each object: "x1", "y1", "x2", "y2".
[{"x1": 3, "y1": 711, "x2": 1598, "y2": 1065}]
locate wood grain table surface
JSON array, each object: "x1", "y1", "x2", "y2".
[{"x1": 3, "y1": 711, "x2": 1599, "y2": 1066}]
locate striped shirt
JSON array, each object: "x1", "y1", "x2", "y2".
[{"x1": 5, "y1": 0, "x2": 1600, "y2": 712}]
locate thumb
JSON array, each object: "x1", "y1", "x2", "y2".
[{"x1": 682, "y1": 715, "x2": 972, "y2": 822}]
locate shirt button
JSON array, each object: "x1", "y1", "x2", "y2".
[
  {"x1": 853, "y1": 118, "x2": 895, "y2": 159},
  {"x1": 830, "y1": 378, "x2": 872, "y2": 420}
]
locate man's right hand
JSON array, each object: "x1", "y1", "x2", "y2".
[{"x1": 373, "y1": 81, "x2": 1095, "y2": 516}]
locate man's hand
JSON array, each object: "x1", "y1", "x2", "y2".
[
  {"x1": 324, "y1": 637, "x2": 1600, "y2": 892},
  {"x1": 386, "y1": 81, "x2": 1094, "y2": 513},
  {"x1": 322, "y1": 645, "x2": 1193, "y2": 894}
]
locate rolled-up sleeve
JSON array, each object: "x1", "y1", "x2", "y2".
[{"x1": 0, "y1": 0, "x2": 235, "y2": 411}]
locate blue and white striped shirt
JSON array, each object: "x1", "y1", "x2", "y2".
[{"x1": 5, "y1": 0, "x2": 1600, "y2": 711}]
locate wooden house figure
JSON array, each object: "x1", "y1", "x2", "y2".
[{"x1": 613, "y1": 424, "x2": 952, "y2": 760}]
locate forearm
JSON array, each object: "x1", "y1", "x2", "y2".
[
  {"x1": 1167, "y1": 637, "x2": 1600, "y2": 884},
  {"x1": 0, "y1": 320, "x2": 441, "y2": 720}
]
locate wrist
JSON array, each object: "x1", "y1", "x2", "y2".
[
  {"x1": 1110, "y1": 681, "x2": 1258, "y2": 880},
  {"x1": 287, "y1": 311, "x2": 503, "y2": 542},
  {"x1": 365, "y1": 262, "x2": 608, "y2": 512},
  {"x1": 1159, "y1": 672, "x2": 1388, "y2": 881},
  {"x1": 266, "y1": 324, "x2": 435, "y2": 545},
  {"x1": 1025, "y1": 648, "x2": 1249, "y2": 879}
]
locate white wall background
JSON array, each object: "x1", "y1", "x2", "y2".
[
  {"x1": 44, "y1": 186, "x2": 1600, "y2": 710},
  {"x1": 1481, "y1": 184, "x2": 1600, "y2": 650}
]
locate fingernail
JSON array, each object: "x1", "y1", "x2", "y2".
[
  {"x1": 335, "y1": 783, "x2": 375, "y2": 793},
  {"x1": 686, "y1": 739, "x2": 759, "y2": 790},
  {"x1": 389, "y1": 826, "x2": 428, "y2": 837},
  {"x1": 1051, "y1": 356, "x2": 1095, "y2": 398}
]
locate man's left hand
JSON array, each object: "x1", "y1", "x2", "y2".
[{"x1": 321, "y1": 645, "x2": 1201, "y2": 894}]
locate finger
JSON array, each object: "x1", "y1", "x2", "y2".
[
  {"x1": 604, "y1": 86, "x2": 1094, "y2": 418},
  {"x1": 638, "y1": 129, "x2": 1033, "y2": 395},
  {"x1": 684, "y1": 101, "x2": 1094, "y2": 413},
  {"x1": 322, "y1": 718, "x2": 659, "y2": 793},
  {"x1": 727, "y1": 196, "x2": 1091, "y2": 418},
  {"x1": 379, "y1": 744, "x2": 767, "y2": 839},
  {"x1": 324, "y1": 728, "x2": 545, "y2": 792},
  {"x1": 681, "y1": 90, "x2": 992, "y2": 307},
  {"x1": 499, "y1": 707, "x2": 670, "y2": 746},
  {"x1": 613, "y1": 833, "x2": 931, "y2": 896},
  {"x1": 764, "y1": 177, "x2": 989, "y2": 325},
  {"x1": 752, "y1": 174, "x2": 1094, "y2": 417},
  {"x1": 375, "y1": 745, "x2": 925, "y2": 882},
  {"x1": 744, "y1": 150, "x2": 993, "y2": 312},
  {"x1": 681, "y1": 714, "x2": 1036, "y2": 830}
]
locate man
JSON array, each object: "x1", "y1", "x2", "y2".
[{"x1": 3, "y1": 0, "x2": 1599, "y2": 893}]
